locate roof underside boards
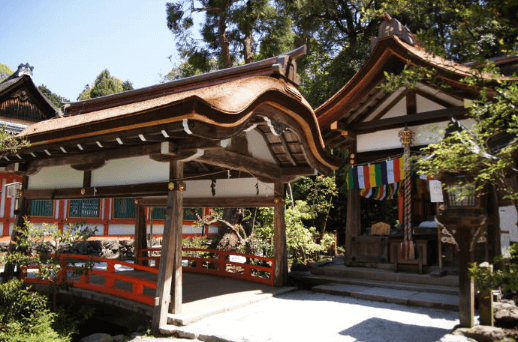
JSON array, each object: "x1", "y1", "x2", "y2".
[{"x1": 0, "y1": 52, "x2": 341, "y2": 199}]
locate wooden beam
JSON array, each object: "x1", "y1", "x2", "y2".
[
  {"x1": 23, "y1": 182, "x2": 171, "y2": 200},
  {"x1": 25, "y1": 143, "x2": 162, "y2": 170},
  {"x1": 273, "y1": 182, "x2": 287, "y2": 286},
  {"x1": 152, "y1": 160, "x2": 184, "y2": 333},
  {"x1": 415, "y1": 88, "x2": 455, "y2": 109},
  {"x1": 406, "y1": 90, "x2": 417, "y2": 115},
  {"x1": 364, "y1": 89, "x2": 409, "y2": 124},
  {"x1": 138, "y1": 196, "x2": 277, "y2": 208},
  {"x1": 199, "y1": 149, "x2": 282, "y2": 179},
  {"x1": 352, "y1": 107, "x2": 466, "y2": 134}
]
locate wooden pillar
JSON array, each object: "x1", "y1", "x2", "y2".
[
  {"x1": 273, "y1": 182, "x2": 287, "y2": 287},
  {"x1": 152, "y1": 160, "x2": 184, "y2": 333},
  {"x1": 3, "y1": 176, "x2": 30, "y2": 281},
  {"x1": 134, "y1": 204, "x2": 147, "y2": 265},
  {"x1": 345, "y1": 188, "x2": 360, "y2": 264},
  {"x1": 458, "y1": 227, "x2": 475, "y2": 328}
]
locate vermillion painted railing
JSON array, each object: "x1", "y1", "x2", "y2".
[
  {"x1": 139, "y1": 248, "x2": 274, "y2": 286},
  {"x1": 21, "y1": 254, "x2": 158, "y2": 306}
]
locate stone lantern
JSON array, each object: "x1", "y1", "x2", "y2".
[{"x1": 435, "y1": 172, "x2": 487, "y2": 328}]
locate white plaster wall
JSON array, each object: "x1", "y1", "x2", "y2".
[
  {"x1": 149, "y1": 224, "x2": 164, "y2": 235},
  {"x1": 357, "y1": 119, "x2": 475, "y2": 153},
  {"x1": 28, "y1": 165, "x2": 84, "y2": 189},
  {"x1": 185, "y1": 178, "x2": 274, "y2": 198},
  {"x1": 246, "y1": 129, "x2": 277, "y2": 164},
  {"x1": 108, "y1": 224, "x2": 134, "y2": 235},
  {"x1": 380, "y1": 96, "x2": 406, "y2": 120},
  {"x1": 416, "y1": 83, "x2": 464, "y2": 107},
  {"x1": 416, "y1": 95, "x2": 445, "y2": 113},
  {"x1": 364, "y1": 88, "x2": 406, "y2": 122},
  {"x1": 63, "y1": 223, "x2": 103, "y2": 235},
  {"x1": 499, "y1": 205, "x2": 518, "y2": 255},
  {"x1": 91, "y1": 156, "x2": 169, "y2": 187}
]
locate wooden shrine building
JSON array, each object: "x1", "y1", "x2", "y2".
[
  {"x1": 317, "y1": 15, "x2": 516, "y2": 270},
  {"x1": 0, "y1": 47, "x2": 341, "y2": 331}
]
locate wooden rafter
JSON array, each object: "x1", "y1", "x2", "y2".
[{"x1": 352, "y1": 106, "x2": 466, "y2": 134}]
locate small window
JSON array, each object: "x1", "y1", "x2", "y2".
[
  {"x1": 69, "y1": 199, "x2": 100, "y2": 218},
  {"x1": 113, "y1": 198, "x2": 136, "y2": 219},
  {"x1": 150, "y1": 207, "x2": 202, "y2": 220},
  {"x1": 30, "y1": 200, "x2": 53, "y2": 217},
  {"x1": 151, "y1": 207, "x2": 165, "y2": 220}
]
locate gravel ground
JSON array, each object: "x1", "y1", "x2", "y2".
[{"x1": 166, "y1": 290, "x2": 461, "y2": 342}]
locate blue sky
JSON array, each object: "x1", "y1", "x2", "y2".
[{"x1": 1, "y1": 1, "x2": 186, "y2": 102}]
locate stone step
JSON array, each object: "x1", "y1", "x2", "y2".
[
  {"x1": 310, "y1": 264, "x2": 459, "y2": 287},
  {"x1": 312, "y1": 283, "x2": 459, "y2": 311},
  {"x1": 301, "y1": 274, "x2": 459, "y2": 295}
]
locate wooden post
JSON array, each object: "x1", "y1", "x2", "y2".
[
  {"x1": 458, "y1": 227, "x2": 475, "y2": 328},
  {"x1": 152, "y1": 160, "x2": 184, "y2": 334},
  {"x1": 134, "y1": 204, "x2": 147, "y2": 265},
  {"x1": 273, "y1": 182, "x2": 287, "y2": 287},
  {"x1": 3, "y1": 176, "x2": 30, "y2": 281},
  {"x1": 345, "y1": 189, "x2": 360, "y2": 264}
]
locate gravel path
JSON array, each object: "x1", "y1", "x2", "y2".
[{"x1": 174, "y1": 290, "x2": 461, "y2": 342}]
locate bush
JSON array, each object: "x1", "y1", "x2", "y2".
[
  {"x1": 469, "y1": 242, "x2": 518, "y2": 293},
  {"x1": 0, "y1": 279, "x2": 66, "y2": 342}
]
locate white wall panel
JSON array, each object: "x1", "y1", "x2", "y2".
[
  {"x1": 246, "y1": 129, "x2": 277, "y2": 164},
  {"x1": 91, "y1": 156, "x2": 169, "y2": 187},
  {"x1": 357, "y1": 119, "x2": 474, "y2": 153},
  {"x1": 28, "y1": 165, "x2": 83, "y2": 189},
  {"x1": 416, "y1": 95, "x2": 445, "y2": 113},
  {"x1": 184, "y1": 178, "x2": 274, "y2": 198}
]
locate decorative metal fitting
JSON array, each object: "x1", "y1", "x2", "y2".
[
  {"x1": 80, "y1": 188, "x2": 86, "y2": 195},
  {"x1": 398, "y1": 127, "x2": 415, "y2": 146}
]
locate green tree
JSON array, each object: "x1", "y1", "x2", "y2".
[
  {"x1": 38, "y1": 85, "x2": 69, "y2": 109},
  {"x1": 166, "y1": 0, "x2": 294, "y2": 71},
  {"x1": 0, "y1": 63, "x2": 13, "y2": 82},
  {"x1": 366, "y1": 0, "x2": 518, "y2": 63},
  {"x1": 77, "y1": 69, "x2": 133, "y2": 100}
]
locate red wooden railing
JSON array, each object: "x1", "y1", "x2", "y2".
[
  {"x1": 139, "y1": 248, "x2": 274, "y2": 286},
  {"x1": 21, "y1": 254, "x2": 158, "y2": 306}
]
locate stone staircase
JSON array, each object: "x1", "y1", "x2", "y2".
[{"x1": 300, "y1": 261, "x2": 460, "y2": 311}]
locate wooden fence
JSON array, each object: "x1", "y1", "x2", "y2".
[
  {"x1": 21, "y1": 254, "x2": 158, "y2": 306},
  {"x1": 139, "y1": 247, "x2": 274, "y2": 286}
]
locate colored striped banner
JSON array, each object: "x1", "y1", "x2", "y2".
[{"x1": 348, "y1": 157, "x2": 405, "y2": 189}]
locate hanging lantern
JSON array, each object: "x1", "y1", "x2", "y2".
[{"x1": 5, "y1": 182, "x2": 23, "y2": 199}]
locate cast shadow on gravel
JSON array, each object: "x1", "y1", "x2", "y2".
[{"x1": 339, "y1": 317, "x2": 452, "y2": 342}]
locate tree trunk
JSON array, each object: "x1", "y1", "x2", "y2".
[
  {"x1": 218, "y1": 15, "x2": 232, "y2": 68},
  {"x1": 210, "y1": 208, "x2": 244, "y2": 251}
]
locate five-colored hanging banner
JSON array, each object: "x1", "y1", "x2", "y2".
[{"x1": 348, "y1": 157, "x2": 405, "y2": 190}]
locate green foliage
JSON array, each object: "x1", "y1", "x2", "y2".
[
  {"x1": 165, "y1": 0, "x2": 295, "y2": 72},
  {"x1": 365, "y1": 0, "x2": 518, "y2": 63},
  {"x1": 407, "y1": 63, "x2": 518, "y2": 206},
  {"x1": 0, "y1": 63, "x2": 13, "y2": 82},
  {"x1": 291, "y1": 175, "x2": 338, "y2": 234},
  {"x1": 0, "y1": 126, "x2": 30, "y2": 162},
  {"x1": 38, "y1": 85, "x2": 69, "y2": 109},
  {"x1": 1, "y1": 221, "x2": 96, "y2": 291},
  {"x1": 0, "y1": 279, "x2": 65, "y2": 342},
  {"x1": 78, "y1": 69, "x2": 132, "y2": 100},
  {"x1": 254, "y1": 200, "x2": 335, "y2": 263},
  {"x1": 469, "y1": 243, "x2": 518, "y2": 292}
]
